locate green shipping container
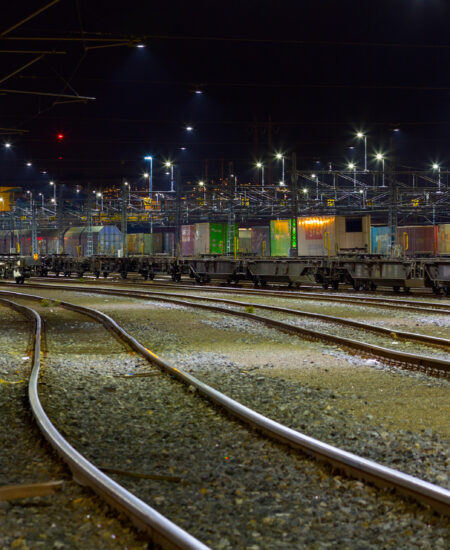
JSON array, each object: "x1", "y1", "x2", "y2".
[
  {"x1": 210, "y1": 223, "x2": 226, "y2": 254},
  {"x1": 270, "y1": 219, "x2": 292, "y2": 256}
]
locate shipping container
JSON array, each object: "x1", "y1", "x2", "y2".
[
  {"x1": 181, "y1": 225, "x2": 195, "y2": 256},
  {"x1": 0, "y1": 230, "x2": 12, "y2": 254},
  {"x1": 13, "y1": 229, "x2": 32, "y2": 255},
  {"x1": 296, "y1": 215, "x2": 370, "y2": 257},
  {"x1": 163, "y1": 232, "x2": 174, "y2": 255},
  {"x1": 371, "y1": 226, "x2": 390, "y2": 254},
  {"x1": 251, "y1": 226, "x2": 270, "y2": 256},
  {"x1": 437, "y1": 224, "x2": 450, "y2": 254},
  {"x1": 237, "y1": 228, "x2": 252, "y2": 253},
  {"x1": 297, "y1": 216, "x2": 336, "y2": 256},
  {"x1": 37, "y1": 228, "x2": 60, "y2": 255},
  {"x1": 98, "y1": 225, "x2": 122, "y2": 255},
  {"x1": 127, "y1": 233, "x2": 162, "y2": 255},
  {"x1": 64, "y1": 226, "x2": 122, "y2": 256},
  {"x1": 396, "y1": 226, "x2": 438, "y2": 256},
  {"x1": 335, "y1": 216, "x2": 371, "y2": 252},
  {"x1": 194, "y1": 223, "x2": 236, "y2": 255},
  {"x1": 270, "y1": 220, "x2": 293, "y2": 257}
]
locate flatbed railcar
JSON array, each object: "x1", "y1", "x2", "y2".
[{"x1": 2, "y1": 254, "x2": 450, "y2": 295}]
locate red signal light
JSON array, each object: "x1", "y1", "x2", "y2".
[{"x1": 57, "y1": 133, "x2": 64, "y2": 141}]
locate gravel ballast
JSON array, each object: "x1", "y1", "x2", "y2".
[
  {"x1": 3, "y1": 297, "x2": 442, "y2": 549},
  {"x1": 0, "y1": 304, "x2": 148, "y2": 550}
]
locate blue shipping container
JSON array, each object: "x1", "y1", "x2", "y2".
[{"x1": 371, "y1": 226, "x2": 390, "y2": 254}]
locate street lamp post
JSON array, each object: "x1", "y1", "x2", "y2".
[
  {"x1": 49, "y1": 181, "x2": 56, "y2": 205},
  {"x1": 356, "y1": 132, "x2": 367, "y2": 172},
  {"x1": 432, "y1": 163, "x2": 442, "y2": 193},
  {"x1": 276, "y1": 153, "x2": 285, "y2": 185},
  {"x1": 144, "y1": 156, "x2": 153, "y2": 199},
  {"x1": 165, "y1": 161, "x2": 174, "y2": 192},
  {"x1": 376, "y1": 154, "x2": 385, "y2": 187},
  {"x1": 256, "y1": 162, "x2": 264, "y2": 191}
]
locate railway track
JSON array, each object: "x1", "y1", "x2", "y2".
[
  {"x1": 0, "y1": 292, "x2": 209, "y2": 550},
  {"x1": 8, "y1": 282, "x2": 450, "y2": 377},
  {"x1": 30, "y1": 276, "x2": 450, "y2": 315},
  {"x1": 0, "y1": 288, "x2": 448, "y2": 547}
]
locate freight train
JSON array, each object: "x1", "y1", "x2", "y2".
[{"x1": 1, "y1": 253, "x2": 449, "y2": 295}]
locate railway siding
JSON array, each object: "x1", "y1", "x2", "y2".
[{"x1": 0, "y1": 302, "x2": 149, "y2": 550}]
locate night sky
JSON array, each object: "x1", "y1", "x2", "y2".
[{"x1": 2, "y1": 0, "x2": 450, "y2": 191}]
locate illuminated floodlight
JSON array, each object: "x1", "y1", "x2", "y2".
[
  {"x1": 303, "y1": 188, "x2": 308, "y2": 193},
  {"x1": 356, "y1": 132, "x2": 364, "y2": 138},
  {"x1": 180, "y1": 147, "x2": 186, "y2": 151},
  {"x1": 348, "y1": 163, "x2": 355, "y2": 170},
  {"x1": 186, "y1": 126, "x2": 193, "y2": 132},
  {"x1": 143, "y1": 172, "x2": 149, "y2": 177},
  {"x1": 275, "y1": 153, "x2": 283, "y2": 160},
  {"x1": 165, "y1": 161, "x2": 172, "y2": 168},
  {"x1": 376, "y1": 153, "x2": 384, "y2": 161},
  {"x1": 359, "y1": 189, "x2": 364, "y2": 194},
  {"x1": 136, "y1": 44, "x2": 145, "y2": 48},
  {"x1": 144, "y1": 155, "x2": 152, "y2": 160},
  {"x1": 256, "y1": 162, "x2": 263, "y2": 168},
  {"x1": 4, "y1": 142, "x2": 11, "y2": 149},
  {"x1": 26, "y1": 162, "x2": 32, "y2": 167},
  {"x1": 194, "y1": 89, "x2": 203, "y2": 94},
  {"x1": 279, "y1": 180, "x2": 285, "y2": 186},
  {"x1": 432, "y1": 163, "x2": 440, "y2": 170},
  {"x1": 49, "y1": 180, "x2": 54, "y2": 185},
  {"x1": 198, "y1": 180, "x2": 205, "y2": 186}
]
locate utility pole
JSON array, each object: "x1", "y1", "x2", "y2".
[
  {"x1": 56, "y1": 184, "x2": 64, "y2": 254},
  {"x1": 290, "y1": 152, "x2": 298, "y2": 257},
  {"x1": 388, "y1": 136, "x2": 397, "y2": 251},
  {"x1": 31, "y1": 197, "x2": 38, "y2": 256},
  {"x1": 227, "y1": 161, "x2": 235, "y2": 254},
  {"x1": 174, "y1": 168, "x2": 182, "y2": 256},
  {"x1": 121, "y1": 181, "x2": 128, "y2": 257},
  {"x1": 86, "y1": 187, "x2": 93, "y2": 257},
  {"x1": 9, "y1": 210, "x2": 15, "y2": 253}
]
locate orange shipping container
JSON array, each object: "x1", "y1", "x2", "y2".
[{"x1": 438, "y1": 224, "x2": 450, "y2": 254}]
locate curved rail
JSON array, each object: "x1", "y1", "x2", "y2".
[
  {"x1": 0, "y1": 288, "x2": 448, "y2": 517},
  {"x1": 0, "y1": 294, "x2": 209, "y2": 550},
  {"x1": 8, "y1": 283, "x2": 450, "y2": 375}
]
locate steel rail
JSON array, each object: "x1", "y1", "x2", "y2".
[
  {"x1": 83, "y1": 287, "x2": 450, "y2": 350},
  {"x1": 0, "y1": 289, "x2": 448, "y2": 516},
  {"x1": 0, "y1": 293, "x2": 209, "y2": 550},
  {"x1": 33, "y1": 277, "x2": 450, "y2": 314},
  {"x1": 26, "y1": 280, "x2": 449, "y2": 348},
  {"x1": 6, "y1": 283, "x2": 450, "y2": 374},
  {"x1": 148, "y1": 282, "x2": 450, "y2": 314}
]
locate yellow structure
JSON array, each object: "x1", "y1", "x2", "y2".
[{"x1": 0, "y1": 187, "x2": 21, "y2": 212}]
